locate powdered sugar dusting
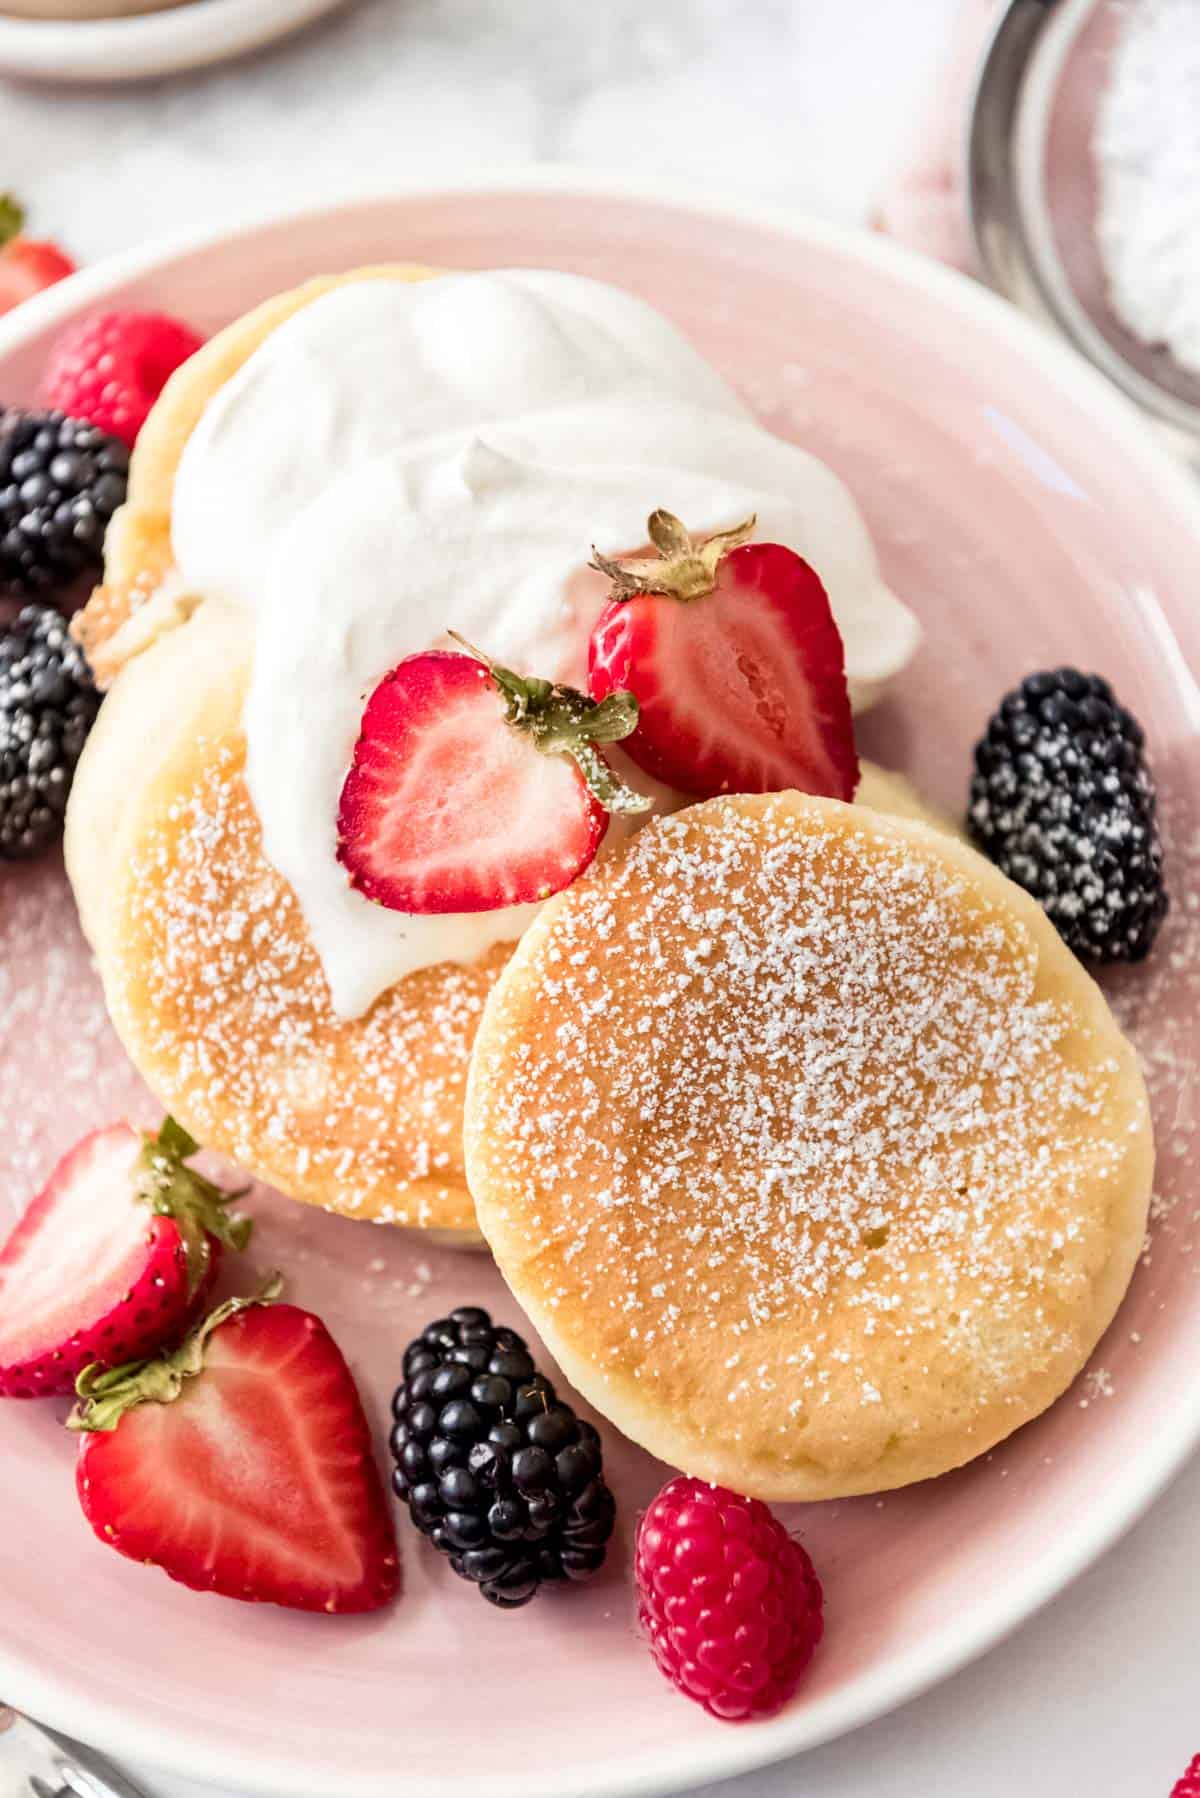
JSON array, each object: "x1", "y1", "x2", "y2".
[
  {"x1": 1078, "y1": 1367, "x2": 1115, "y2": 1408},
  {"x1": 0, "y1": 854, "x2": 153, "y2": 1218},
  {"x1": 1106, "y1": 773, "x2": 1200, "y2": 1298},
  {"x1": 110, "y1": 736, "x2": 498, "y2": 1229},
  {"x1": 475, "y1": 798, "x2": 1150, "y2": 1472}
]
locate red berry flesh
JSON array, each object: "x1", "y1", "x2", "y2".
[
  {"x1": 589, "y1": 519, "x2": 858, "y2": 803},
  {"x1": 634, "y1": 1475, "x2": 824, "y2": 1722},
  {"x1": 74, "y1": 1297, "x2": 400, "y2": 1614},
  {"x1": 337, "y1": 650, "x2": 610, "y2": 915},
  {"x1": 0, "y1": 239, "x2": 76, "y2": 317}
]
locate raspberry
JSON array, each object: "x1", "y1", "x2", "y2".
[
  {"x1": 634, "y1": 1476, "x2": 824, "y2": 1722},
  {"x1": 41, "y1": 310, "x2": 204, "y2": 448},
  {"x1": 1171, "y1": 1754, "x2": 1200, "y2": 1797}
]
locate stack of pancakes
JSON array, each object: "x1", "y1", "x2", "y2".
[{"x1": 66, "y1": 271, "x2": 1152, "y2": 1497}]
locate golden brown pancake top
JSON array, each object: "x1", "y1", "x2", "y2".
[{"x1": 467, "y1": 793, "x2": 1152, "y2": 1497}]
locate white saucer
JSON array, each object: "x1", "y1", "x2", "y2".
[{"x1": 0, "y1": 0, "x2": 349, "y2": 83}]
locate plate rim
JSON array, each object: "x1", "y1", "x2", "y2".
[
  {"x1": 0, "y1": 0, "x2": 349, "y2": 84},
  {"x1": 1, "y1": 167, "x2": 1199, "y2": 1798}
]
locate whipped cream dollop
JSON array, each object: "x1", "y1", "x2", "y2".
[{"x1": 172, "y1": 270, "x2": 918, "y2": 1019}]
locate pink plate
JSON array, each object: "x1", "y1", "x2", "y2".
[{"x1": 1, "y1": 175, "x2": 1198, "y2": 1798}]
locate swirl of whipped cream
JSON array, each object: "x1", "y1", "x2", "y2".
[{"x1": 172, "y1": 270, "x2": 919, "y2": 1019}]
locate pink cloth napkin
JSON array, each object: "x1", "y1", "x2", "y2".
[{"x1": 871, "y1": 0, "x2": 1003, "y2": 271}]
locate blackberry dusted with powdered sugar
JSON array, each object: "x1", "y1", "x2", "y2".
[
  {"x1": 0, "y1": 603, "x2": 99, "y2": 859},
  {"x1": 968, "y1": 668, "x2": 1167, "y2": 963},
  {"x1": 0, "y1": 409, "x2": 127, "y2": 597},
  {"x1": 390, "y1": 1307, "x2": 615, "y2": 1608}
]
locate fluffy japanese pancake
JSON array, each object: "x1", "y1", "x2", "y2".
[
  {"x1": 465, "y1": 792, "x2": 1154, "y2": 1500},
  {"x1": 64, "y1": 266, "x2": 500, "y2": 1235}
]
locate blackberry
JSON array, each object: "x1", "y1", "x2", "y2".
[
  {"x1": 0, "y1": 604, "x2": 100, "y2": 859},
  {"x1": 968, "y1": 668, "x2": 1167, "y2": 963},
  {"x1": 0, "y1": 409, "x2": 128, "y2": 597},
  {"x1": 390, "y1": 1307, "x2": 616, "y2": 1609}
]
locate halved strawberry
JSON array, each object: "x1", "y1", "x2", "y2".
[
  {"x1": 0, "y1": 1118, "x2": 250, "y2": 1399},
  {"x1": 588, "y1": 510, "x2": 859, "y2": 801},
  {"x1": 337, "y1": 641, "x2": 649, "y2": 915},
  {"x1": 71, "y1": 1288, "x2": 401, "y2": 1614},
  {"x1": 0, "y1": 194, "x2": 75, "y2": 318}
]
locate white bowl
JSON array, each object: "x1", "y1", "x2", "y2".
[{"x1": 0, "y1": 0, "x2": 348, "y2": 82}]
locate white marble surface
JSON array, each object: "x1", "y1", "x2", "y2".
[
  {"x1": 0, "y1": 0, "x2": 958, "y2": 255},
  {"x1": 1, "y1": 2, "x2": 1196, "y2": 1795}
]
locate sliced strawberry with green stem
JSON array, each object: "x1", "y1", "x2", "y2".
[
  {"x1": 588, "y1": 509, "x2": 859, "y2": 802},
  {"x1": 337, "y1": 640, "x2": 649, "y2": 916},
  {"x1": 71, "y1": 1283, "x2": 401, "y2": 1615},
  {"x1": 0, "y1": 1117, "x2": 251, "y2": 1399}
]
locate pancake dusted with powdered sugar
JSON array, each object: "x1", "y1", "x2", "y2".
[{"x1": 465, "y1": 792, "x2": 1153, "y2": 1500}]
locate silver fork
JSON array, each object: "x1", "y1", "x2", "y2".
[{"x1": 0, "y1": 1703, "x2": 151, "y2": 1798}]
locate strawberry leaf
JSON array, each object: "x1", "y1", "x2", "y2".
[
  {"x1": 68, "y1": 1276, "x2": 283, "y2": 1434},
  {"x1": 0, "y1": 194, "x2": 24, "y2": 251},
  {"x1": 447, "y1": 633, "x2": 652, "y2": 816},
  {"x1": 156, "y1": 1114, "x2": 199, "y2": 1160},
  {"x1": 590, "y1": 509, "x2": 756, "y2": 603},
  {"x1": 136, "y1": 1117, "x2": 252, "y2": 1296}
]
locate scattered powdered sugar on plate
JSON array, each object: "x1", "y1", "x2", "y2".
[
  {"x1": 1106, "y1": 773, "x2": 1200, "y2": 1290},
  {"x1": 1078, "y1": 1367, "x2": 1115, "y2": 1408},
  {"x1": 0, "y1": 854, "x2": 154, "y2": 1219}
]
